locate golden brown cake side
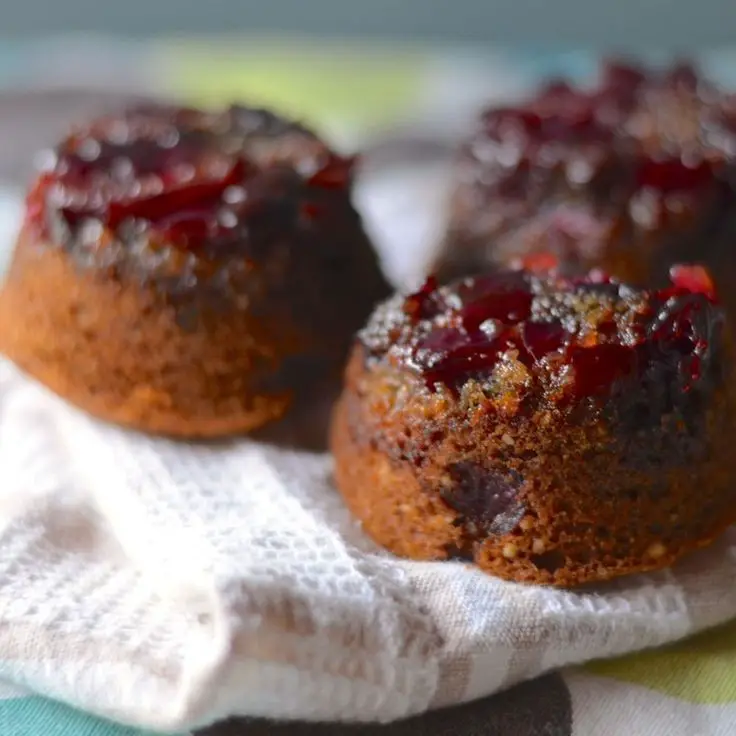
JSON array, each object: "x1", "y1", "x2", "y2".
[
  {"x1": 331, "y1": 267, "x2": 736, "y2": 586},
  {"x1": 2, "y1": 230, "x2": 292, "y2": 435}
]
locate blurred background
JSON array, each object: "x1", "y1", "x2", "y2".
[
  {"x1": 3, "y1": 0, "x2": 734, "y2": 45},
  {"x1": 2, "y1": 2, "x2": 736, "y2": 152},
  {"x1": 0, "y1": 2, "x2": 734, "y2": 281}
]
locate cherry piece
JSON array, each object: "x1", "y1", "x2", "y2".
[
  {"x1": 404, "y1": 272, "x2": 563, "y2": 388},
  {"x1": 472, "y1": 60, "x2": 725, "y2": 205},
  {"x1": 568, "y1": 343, "x2": 639, "y2": 398},
  {"x1": 457, "y1": 278, "x2": 533, "y2": 331},
  {"x1": 522, "y1": 321, "x2": 567, "y2": 360},
  {"x1": 635, "y1": 158, "x2": 714, "y2": 194},
  {"x1": 404, "y1": 276, "x2": 442, "y2": 322}
]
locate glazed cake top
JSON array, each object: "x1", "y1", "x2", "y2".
[
  {"x1": 466, "y1": 61, "x2": 736, "y2": 208},
  {"x1": 25, "y1": 103, "x2": 354, "y2": 257},
  {"x1": 360, "y1": 262, "x2": 724, "y2": 406}
]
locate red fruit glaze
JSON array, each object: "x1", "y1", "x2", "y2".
[
  {"x1": 567, "y1": 343, "x2": 639, "y2": 399},
  {"x1": 388, "y1": 264, "x2": 722, "y2": 399},
  {"x1": 27, "y1": 104, "x2": 353, "y2": 252},
  {"x1": 475, "y1": 60, "x2": 727, "y2": 200},
  {"x1": 455, "y1": 271, "x2": 533, "y2": 331},
  {"x1": 635, "y1": 158, "x2": 715, "y2": 194},
  {"x1": 403, "y1": 275, "x2": 441, "y2": 321},
  {"x1": 522, "y1": 321, "x2": 567, "y2": 360}
]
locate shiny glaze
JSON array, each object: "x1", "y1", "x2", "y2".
[
  {"x1": 362, "y1": 263, "x2": 722, "y2": 401},
  {"x1": 26, "y1": 104, "x2": 354, "y2": 255}
]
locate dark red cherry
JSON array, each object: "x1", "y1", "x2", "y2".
[
  {"x1": 420, "y1": 332, "x2": 523, "y2": 389},
  {"x1": 458, "y1": 286, "x2": 533, "y2": 332},
  {"x1": 404, "y1": 276, "x2": 442, "y2": 322},
  {"x1": 568, "y1": 342, "x2": 639, "y2": 398},
  {"x1": 405, "y1": 272, "x2": 562, "y2": 388},
  {"x1": 522, "y1": 321, "x2": 567, "y2": 360},
  {"x1": 107, "y1": 159, "x2": 246, "y2": 229},
  {"x1": 635, "y1": 157, "x2": 714, "y2": 194},
  {"x1": 440, "y1": 462, "x2": 523, "y2": 531},
  {"x1": 33, "y1": 105, "x2": 350, "y2": 253},
  {"x1": 399, "y1": 264, "x2": 720, "y2": 398},
  {"x1": 43, "y1": 112, "x2": 250, "y2": 249},
  {"x1": 485, "y1": 104, "x2": 610, "y2": 146}
]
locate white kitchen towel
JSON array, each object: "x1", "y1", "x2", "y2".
[
  {"x1": 1, "y1": 359, "x2": 736, "y2": 733},
  {"x1": 1, "y1": 170, "x2": 736, "y2": 732}
]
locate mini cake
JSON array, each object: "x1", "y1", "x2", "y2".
[
  {"x1": 331, "y1": 263, "x2": 736, "y2": 586},
  {"x1": 0, "y1": 103, "x2": 389, "y2": 437},
  {"x1": 435, "y1": 61, "x2": 736, "y2": 306}
]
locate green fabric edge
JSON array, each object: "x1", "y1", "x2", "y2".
[
  {"x1": 153, "y1": 39, "x2": 429, "y2": 127},
  {"x1": 584, "y1": 619, "x2": 736, "y2": 704}
]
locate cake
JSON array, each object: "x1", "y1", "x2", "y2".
[
  {"x1": 331, "y1": 262, "x2": 736, "y2": 586},
  {"x1": 0, "y1": 103, "x2": 389, "y2": 436},
  {"x1": 435, "y1": 60, "x2": 736, "y2": 313}
]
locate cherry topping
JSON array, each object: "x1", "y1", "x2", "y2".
[
  {"x1": 455, "y1": 273, "x2": 533, "y2": 331},
  {"x1": 404, "y1": 276, "x2": 442, "y2": 321},
  {"x1": 635, "y1": 158, "x2": 714, "y2": 194},
  {"x1": 406, "y1": 273, "x2": 554, "y2": 388},
  {"x1": 538, "y1": 80, "x2": 575, "y2": 101},
  {"x1": 484, "y1": 104, "x2": 610, "y2": 146},
  {"x1": 30, "y1": 104, "x2": 350, "y2": 253},
  {"x1": 79, "y1": 158, "x2": 247, "y2": 233},
  {"x1": 474, "y1": 59, "x2": 725, "y2": 204},
  {"x1": 568, "y1": 343, "x2": 639, "y2": 398},
  {"x1": 382, "y1": 264, "x2": 721, "y2": 402},
  {"x1": 482, "y1": 61, "x2": 650, "y2": 147},
  {"x1": 522, "y1": 321, "x2": 566, "y2": 360}
]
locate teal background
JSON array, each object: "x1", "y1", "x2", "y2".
[
  {"x1": 0, "y1": 0, "x2": 733, "y2": 48},
  {"x1": 0, "y1": 696, "x2": 181, "y2": 736}
]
